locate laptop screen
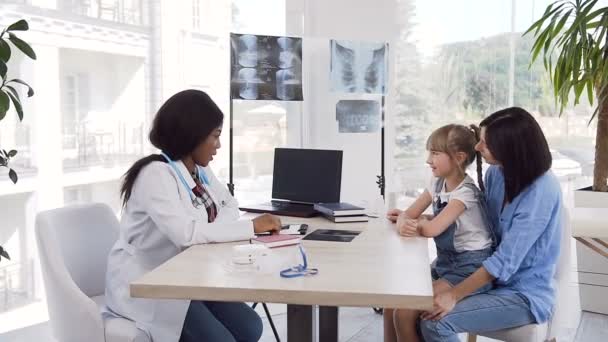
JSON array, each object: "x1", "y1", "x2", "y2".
[{"x1": 272, "y1": 148, "x2": 342, "y2": 204}]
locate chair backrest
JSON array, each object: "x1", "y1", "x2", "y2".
[
  {"x1": 547, "y1": 206, "x2": 580, "y2": 339},
  {"x1": 476, "y1": 206, "x2": 575, "y2": 342},
  {"x1": 36, "y1": 203, "x2": 120, "y2": 342}
]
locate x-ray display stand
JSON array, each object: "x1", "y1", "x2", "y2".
[
  {"x1": 228, "y1": 98, "x2": 235, "y2": 196},
  {"x1": 376, "y1": 95, "x2": 386, "y2": 200}
]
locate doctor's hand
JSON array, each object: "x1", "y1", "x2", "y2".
[
  {"x1": 253, "y1": 214, "x2": 282, "y2": 234},
  {"x1": 386, "y1": 208, "x2": 403, "y2": 222}
]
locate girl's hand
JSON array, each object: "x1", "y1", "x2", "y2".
[
  {"x1": 415, "y1": 217, "x2": 430, "y2": 235},
  {"x1": 386, "y1": 208, "x2": 403, "y2": 222},
  {"x1": 421, "y1": 290, "x2": 457, "y2": 321},
  {"x1": 397, "y1": 214, "x2": 418, "y2": 237}
]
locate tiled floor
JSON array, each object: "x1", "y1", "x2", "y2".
[
  {"x1": 258, "y1": 306, "x2": 608, "y2": 342},
  {"x1": 1, "y1": 306, "x2": 606, "y2": 341}
]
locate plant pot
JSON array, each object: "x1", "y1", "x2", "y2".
[
  {"x1": 574, "y1": 186, "x2": 608, "y2": 208},
  {"x1": 573, "y1": 186, "x2": 608, "y2": 314}
]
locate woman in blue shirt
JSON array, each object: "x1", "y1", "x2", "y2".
[{"x1": 419, "y1": 107, "x2": 562, "y2": 341}]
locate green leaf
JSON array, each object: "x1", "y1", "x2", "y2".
[
  {"x1": 8, "y1": 79, "x2": 34, "y2": 97},
  {"x1": 7, "y1": 20, "x2": 29, "y2": 32},
  {"x1": 7, "y1": 33, "x2": 36, "y2": 60},
  {"x1": 8, "y1": 150, "x2": 17, "y2": 157},
  {"x1": 0, "y1": 59, "x2": 6, "y2": 79},
  {"x1": 4, "y1": 85, "x2": 20, "y2": 102},
  {"x1": 6, "y1": 90, "x2": 23, "y2": 121},
  {"x1": 8, "y1": 168, "x2": 17, "y2": 184},
  {"x1": 0, "y1": 246, "x2": 10, "y2": 260},
  {"x1": 589, "y1": 105, "x2": 600, "y2": 124},
  {"x1": 524, "y1": 2, "x2": 567, "y2": 36},
  {"x1": 531, "y1": 28, "x2": 551, "y2": 62},
  {"x1": 574, "y1": 81, "x2": 585, "y2": 104},
  {"x1": 0, "y1": 38, "x2": 10, "y2": 63},
  {"x1": 552, "y1": 9, "x2": 573, "y2": 43},
  {"x1": 0, "y1": 90, "x2": 9, "y2": 120},
  {"x1": 587, "y1": 78, "x2": 594, "y2": 105}
]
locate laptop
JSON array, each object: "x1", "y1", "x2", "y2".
[{"x1": 240, "y1": 148, "x2": 343, "y2": 217}]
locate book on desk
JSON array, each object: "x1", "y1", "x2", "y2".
[
  {"x1": 314, "y1": 202, "x2": 368, "y2": 223},
  {"x1": 314, "y1": 202, "x2": 366, "y2": 216},
  {"x1": 322, "y1": 214, "x2": 369, "y2": 223},
  {"x1": 250, "y1": 234, "x2": 301, "y2": 248}
]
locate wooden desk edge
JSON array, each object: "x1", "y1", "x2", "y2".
[{"x1": 130, "y1": 283, "x2": 434, "y2": 310}]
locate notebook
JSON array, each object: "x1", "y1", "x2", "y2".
[{"x1": 250, "y1": 234, "x2": 301, "y2": 248}]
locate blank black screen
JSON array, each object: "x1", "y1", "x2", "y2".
[{"x1": 272, "y1": 148, "x2": 342, "y2": 203}]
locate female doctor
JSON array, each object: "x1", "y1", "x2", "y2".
[{"x1": 104, "y1": 89, "x2": 281, "y2": 342}]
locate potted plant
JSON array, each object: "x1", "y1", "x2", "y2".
[
  {"x1": 0, "y1": 19, "x2": 37, "y2": 262},
  {"x1": 525, "y1": 0, "x2": 608, "y2": 206},
  {"x1": 526, "y1": 0, "x2": 608, "y2": 314}
]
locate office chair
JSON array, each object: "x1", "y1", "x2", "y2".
[
  {"x1": 468, "y1": 207, "x2": 574, "y2": 342},
  {"x1": 36, "y1": 203, "x2": 140, "y2": 342}
]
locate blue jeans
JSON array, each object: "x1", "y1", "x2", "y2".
[
  {"x1": 419, "y1": 291, "x2": 536, "y2": 342},
  {"x1": 179, "y1": 301, "x2": 263, "y2": 342}
]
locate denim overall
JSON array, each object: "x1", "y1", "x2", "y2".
[{"x1": 431, "y1": 178, "x2": 497, "y2": 294}]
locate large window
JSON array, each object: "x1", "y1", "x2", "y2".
[
  {"x1": 391, "y1": 0, "x2": 598, "y2": 207},
  {"x1": 229, "y1": 0, "x2": 291, "y2": 205},
  {"x1": 0, "y1": 0, "x2": 254, "y2": 335}
]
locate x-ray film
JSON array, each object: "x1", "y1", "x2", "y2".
[
  {"x1": 330, "y1": 40, "x2": 388, "y2": 95},
  {"x1": 230, "y1": 33, "x2": 303, "y2": 101},
  {"x1": 336, "y1": 100, "x2": 380, "y2": 133}
]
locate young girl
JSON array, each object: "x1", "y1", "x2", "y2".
[{"x1": 384, "y1": 124, "x2": 496, "y2": 342}]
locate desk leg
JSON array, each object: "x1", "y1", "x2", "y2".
[
  {"x1": 319, "y1": 306, "x2": 338, "y2": 342},
  {"x1": 288, "y1": 304, "x2": 314, "y2": 342}
]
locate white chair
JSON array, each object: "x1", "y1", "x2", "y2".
[
  {"x1": 36, "y1": 203, "x2": 139, "y2": 342},
  {"x1": 468, "y1": 208, "x2": 574, "y2": 342}
]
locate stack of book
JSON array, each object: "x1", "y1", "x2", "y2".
[{"x1": 313, "y1": 202, "x2": 368, "y2": 223}]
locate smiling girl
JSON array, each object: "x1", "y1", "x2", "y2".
[{"x1": 384, "y1": 124, "x2": 495, "y2": 342}]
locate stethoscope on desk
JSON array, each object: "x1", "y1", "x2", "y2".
[
  {"x1": 280, "y1": 244, "x2": 319, "y2": 278},
  {"x1": 161, "y1": 152, "x2": 226, "y2": 209}
]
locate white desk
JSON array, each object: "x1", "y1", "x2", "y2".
[
  {"x1": 130, "y1": 215, "x2": 433, "y2": 341},
  {"x1": 572, "y1": 208, "x2": 608, "y2": 258}
]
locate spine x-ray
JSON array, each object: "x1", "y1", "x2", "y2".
[
  {"x1": 330, "y1": 40, "x2": 388, "y2": 95},
  {"x1": 230, "y1": 33, "x2": 303, "y2": 101},
  {"x1": 336, "y1": 100, "x2": 380, "y2": 133}
]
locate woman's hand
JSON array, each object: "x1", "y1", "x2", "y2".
[
  {"x1": 421, "y1": 290, "x2": 457, "y2": 321},
  {"x1": 252, "y1": 214, "x2": 282, "y2": 234},
  {"x1": 386, "y1": 208, "x2": 403, "y2": 222},
  {"x1": 396, "y1": 213, "x2": 419, "y2": 237}
]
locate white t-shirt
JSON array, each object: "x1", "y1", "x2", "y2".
[{"x1": 426, "y1": 175, "x2": 493, "y2": 252}]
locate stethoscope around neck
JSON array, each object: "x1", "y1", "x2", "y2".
[{"x1": 160, "y1": 152, "x2": 210, "y2": 209}]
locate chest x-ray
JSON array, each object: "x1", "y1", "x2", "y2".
[
  {"x1": 330, "y1": 40, "x2": 388, "y2": 95},
  {"x1": 230, "y1": 33, "x2": 303, "y2": 101}
]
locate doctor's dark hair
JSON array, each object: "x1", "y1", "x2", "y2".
[
  {"x1": 426, "y1": 124, "x2": 485, "y2": 191},
  {"x1": 120, "y1": 89, "x2": 224, "y2": 206},
  {"x1": 480, "y1": 107, "x2": 551, "y2": 202}
]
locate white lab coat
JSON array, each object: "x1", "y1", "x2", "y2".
[{"x1": 103, "y1": 160, "x2": 254, "y2": 342}]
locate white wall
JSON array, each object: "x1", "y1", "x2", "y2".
[{"x1": 286, "y1": 0, "x2": 399, "y2": 207}]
